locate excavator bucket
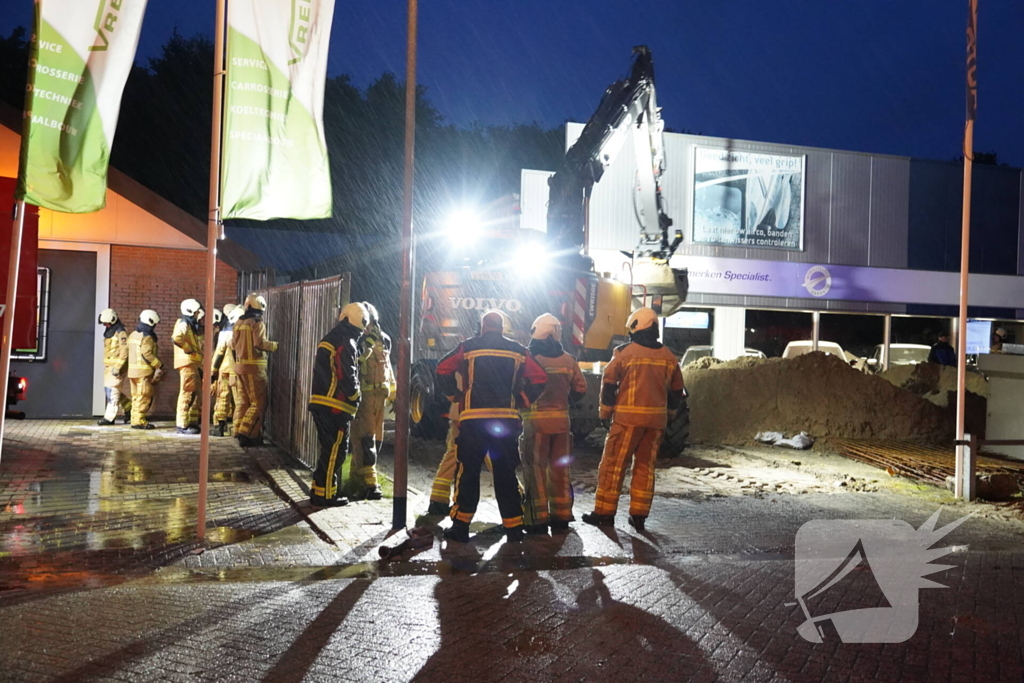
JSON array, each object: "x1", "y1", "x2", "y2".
[{"x1": 673, "y1": 268, "x2": 689, "y2": 303}]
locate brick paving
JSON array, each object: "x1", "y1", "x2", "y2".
[{"x1": 2, "y1": 420, "x2": 1024, "y2": 681}]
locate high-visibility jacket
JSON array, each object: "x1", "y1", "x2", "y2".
[
  {"x1": 599, "y1": 341, "x2": 685, "y2": 429},
  {"x1": 172, "y1": 317, "x2": 203, "y2": 369},
  {"x1": 358, "y1": 329, "x2": 396, "y2": 397},
  {"x1": 522, "y1": 352, "x2": 588, "y2": 434},
  {"x1": 103, "y1": 323, "x2": 129, "y2": 385},
  {"x1": 212, "y1": 326, "x2": 235, "y2": 376},
  {"x1": 128, "y1": 330, "x2": 162, "y2": 378},
  {"x1": 232, "y1": 315, "x2": 278, "y2": 375},
  {"x1": 436, "y1": 330, "x2": 547, "y2": 423},
  {"x1": 308, "y1": 319, "x2": 361, "y2": 415}
]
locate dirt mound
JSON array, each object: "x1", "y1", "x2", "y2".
[
  {"x1": 684, "y1": 356, "x2": 722, "y2": 371},
  {"x1": 880, "y1": 363, "x2": 988, "y2": 407},
  {"x1": 682, "y1": 352, "x2": 952, "y2": 446}
]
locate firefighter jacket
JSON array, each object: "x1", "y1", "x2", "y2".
[
  {"x1": 232, "y1": 313, "x2": 278, "y2": 375},
  {"x1": 211, "y1": 324, "x2": 235, "y2": 376},
  {"x1": 172, "y1": 317, "x2": 203, "y2": 369},
  {"x1": 522, "y1": 341, "x2": 588, "y2": 434},
  {"x1": 103, "y1": 322, "x2": 129, "y2": 386},
  {"x1": 436, "y1": 330, "x2": 547, "y2": 423},
  {"x1": 128, "y1": 326, "x2": 162, "y2": 379},
  {"x1": 308, "y1": 319, "x2": 361, "y2": 415},
  {"x1": 599, "y1": 333, "x2": 685, "y2": 429},
  {"x1": 358, "y1": 328, "x2": 396, "y2": 398}
]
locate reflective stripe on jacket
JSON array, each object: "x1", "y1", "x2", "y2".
[
  {"x1": 522, "y1": 352, "x2": 587, "y2": 433},
  {"x1": 232, "y1": 317, "x2": 278, "y2": 374},
  {"x1": 127, "y1": 332, "x2": 161, "y2": 378},
  {"x1": 172, "y1": 318, "x2": 203, "y2": 369},
  {"x1": 599, "y1": 342, "x2": 685, "y2": 429},
  {"x1": 309, "y1": 320, "x2": 361, "y2": 414}
]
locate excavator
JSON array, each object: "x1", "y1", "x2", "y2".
[{"x1": 410, "y1": 46, "x2": 690, "y2": 455}]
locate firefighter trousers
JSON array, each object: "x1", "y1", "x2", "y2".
[
  {"x1": 431, "y1": 419, "x2": 492, "y2": 504},
  {"x1": 213, "y1": 373, "x2": 234, "y2": 424},
  {"x1": 450, "y1": 419, "x2": 524, "y2": 529},
  {"x1": 176, "y1": 366, "x2": 201, "y2": 428},
  {"x1": 234, "y1": 371, "x2": 268, "y2": 439},
  {"x1": 520, "y1": 421, "x2": 574, "y2": 525},
  {"x1": 129, "y1": 377, "x2": 155, "y2": 426},
  {"x1": 311, "y1": 410, "x2": 352, "y2": 501},
  {"x1": 349, "y1": 390, "x2": 386, "y2": 490},
  {"x1": 103, "y1": 384, "x2": 131, "y2": 422},
  {"x1": 594, "y1": 422, "x2": 663, "y2": 517}
]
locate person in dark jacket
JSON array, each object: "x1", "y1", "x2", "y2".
[
  {"x1": 436, "y1": 310, "x2": 547, "y2": 543},
  {"x1": 308, "y1": 302, "x2": 367, "y2": 508},
  {"x1": 928, "y1": 332, "x2": 956, "y2": 366}
]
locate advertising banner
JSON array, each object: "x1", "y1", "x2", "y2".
[
  {"x1": 222, "y1": 0, "x2": 335, "y2": 220},
  {"x1": 16, "y1": 0, "x2": 149, "y2": 213},
  {"x1": 691, "y1": 147, "x2": 805, "y2": 250},
  {"x1": 669, "y1": 255, "x2": 1024, "y2": 310}
]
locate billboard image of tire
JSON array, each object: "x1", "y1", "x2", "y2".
[{"x1": 692, "y1": 147, "x2": 805, "y2": 250}]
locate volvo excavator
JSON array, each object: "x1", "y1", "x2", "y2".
[{"x1": 410, "y1": 46, "x2": 690, "y2": 455}]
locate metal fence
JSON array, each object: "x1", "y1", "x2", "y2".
[{"x1": 253, "y1": 274, "x2": 350, "y2": 469}]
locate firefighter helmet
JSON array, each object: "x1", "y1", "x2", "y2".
[
  {"x1": 180, "y1": 298, "x2": 202, "y2": 317},
  {"x1": 139, "y1": 309, "x2": 160, "y2": 327},
  {"x1": 222, "y1": 303, "x2": 238, "y2": 318},
  {"x1": 227, "y1": 306, "x2": 244, "y2": 324},
  {"x1": 362, "y1": 302, "x2": 380, "y2": 327},
  {"x1": 339, "y1": 302, "x2": 369, "y2": 329},
  {"x1": 480, "y1": 310, "x2": 512, "y2": 336},
  {"x1": 243, "y1": 293, "x2": 266, "y2": 311},
  {"x1": 530, "y1": 313, "x2": 562, "y2": 340},
  {"x1": 996, "y1": 327, "x2": 1008, "y2": 338},
  {"x1": 212, "y1": 308, "x2": 223, "y2": 326},
  {"x1": 98, "y1": 308, "x2": 119, "y2": 325},
  {"x1": 626, "y1": 307, "x2": 658, "y2": 333}
]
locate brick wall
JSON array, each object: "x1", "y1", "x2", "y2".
[{"x1": 109, "y1": 245, "x2": 238, "y2": 417}]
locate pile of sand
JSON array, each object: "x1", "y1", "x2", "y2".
[
  {"x1": 880, "y1": 363, "x2": 988, "y2": 407},
  {"x1": 684, "y1": 356, "x2": 722, "y2": 371},
  {"x1": 683, "y1": 352, "x2": 952, "y2": 445}
]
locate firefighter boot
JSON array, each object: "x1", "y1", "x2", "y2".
[
  {"x1": 310, "y1": 494, "x2": 349, "y2": 508},
  {"x1": 628, "y1": 515, "x2": 647, "y2": 532},
  {"x1": 443, "y1": 521, "x2": 470, "y2": 543},
  {"x1": 97, "y1": 418, "x2": 115, "y2": 426},
  {"x1": 132, "y1": 424, "x2": 155, "y2": 431},
  {"x1": 582, "y1": 512, "x2": 615, "y2": 527},
  {"x1": 505, "y1": 526, "x2": 525, "y2": 544},
  {"x1": 363, "y1": 485, "x2": 383, "y2": 501},
  {"x1": 123, "y1": 410, "x2": 131, "y2": 425},
  {"x1": 176, "y1": 426, "x2": 200, "y2": 435},
  {"x1": 524, "y1": 524, "x2": 549, "y2": 536},
  {"x1": 216, "y1": 421, "x2": 228, "y2": 437},
  {"x1": 550, "y1": 520, "x2": 572, "y2": 532},
  {"x1": 426, "y1": 501, "x2": 451, "y2": 516}
]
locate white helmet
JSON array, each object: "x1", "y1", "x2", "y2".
[
  {"x1": 480, "y1": 310, "x2": 512, "y2": 336},
  {"x1": 339, "y1": 302, "x2": 369, "y2": 329},
  {"x1": 223, "y1": 303, "x2": 238, "y2": 318},
  {"x1": 227, "y1": 306, "x2": 244, "y2": 324},
  {"x1": 244, "y1": 293, "x2": 267, "y2": 311},
  {"x1": 181, "y1": 298, "x2": 202, "y2": 317},
  {"x1": 996, "y1": 327, "x2": 1008, "y2": 338},
  {"x1": 362, "y1": 302, "x2": 380, "y2": 327},
  {"x1": 212, "y1": 308, "x2": 223, "y2": 326},
  {"x1": 98, "y1": 308, "x2": 118, "y2": 325},
  {"x1": 530, "y1": 313, "x2": 562, "y2": 340},
  {"x1": 626, "y1": 307, "x2": 658, "y2": 333},
  {"x1": 139, "y1": 309, "x2": 160, "y2": 326}
]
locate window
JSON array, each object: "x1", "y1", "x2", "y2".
[{"x1": 12, "y1": 267, "x2": 50, "y2": 362}]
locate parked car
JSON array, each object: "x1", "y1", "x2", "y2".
[
  {"x1": 680, "y1": 345, "x2": 766, "y2": 367},
  {"x1": 781, "y1": 340, "x2": 848, "y2": 362},
  {"x1": 865, "y1": 343, "x2": 931, "y2": 373}
]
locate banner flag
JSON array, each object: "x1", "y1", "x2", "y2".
[
  {"x1": 966, "y1": 0, "x2": 978, "y2": 121},
  {"x1": 222, "y1": 0, "x2": 336, "y2": 220},
  {"x1": 16, "y1": 0, "x2": 148, "y2": 213}
]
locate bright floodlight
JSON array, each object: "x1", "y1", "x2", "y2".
[
  {"x1": 511, "y1": 244, "x2": 547, "y2": 276},
  {"x1": 446, "y1": 209, "x2": 482, "y2": 242}
]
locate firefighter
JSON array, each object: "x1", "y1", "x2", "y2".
[
  {"x1": 520, "y1": 313, "x2": 588, "y2": 534},
  {"x1": 172, "y1": 299, "x2": 205, "y2": 435},
  {"x1": 437, "y1": 310, "x2": 547, "y2": 544},
  {"x1": 427, "y1": 394, "x2": 462, "y2": 516},
  {"x1": 127, "y1": 309, "x2": 164, "y2": 430},
  {"x1": 232, "y1": 294, "x2": 278, "y2": 446},
  {"x1": 97, "y1": 308, "x2": 131, "y2": 426},
  {"x1": 308, "y1": 302, "x2": 367, "y2": 507},
  {"x1": 211, "y1": 304, "x2": 241, "y2": 437},
  {"x1": 347, "y1": 302, "x2": 396, "y2": 500},
  {"x1": 582, "y1": 307, "x2": 685, "y2": 532}
]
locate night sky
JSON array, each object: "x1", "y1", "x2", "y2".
[{"x1": 2, "y1": 0, "x2": 1022, "y2": 166}]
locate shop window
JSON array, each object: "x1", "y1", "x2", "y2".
[{"x1": 12, "y1": 267, "x2": 50, "y2": 362}]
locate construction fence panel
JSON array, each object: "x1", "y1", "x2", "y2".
[{"x1": 257, "y1": 273, "x2": 350, "y2": 469}]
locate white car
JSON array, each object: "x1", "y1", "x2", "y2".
[
  {"x1": 781, "y1": 340, "x2": 848, "y2": 362},
  {"x1": 865, "y1": 343, "x2": 931, "y2": 373},
  {"x1": 680, "y1": 345, "x2": 766, "y2": 367}
]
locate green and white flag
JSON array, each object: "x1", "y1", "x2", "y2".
[
  {"x1": 17, "y1": 0, "x2": 148, "y2": 213},
  {"x1": 222, "y1": 0, "x2": 335, "y2": 220}
]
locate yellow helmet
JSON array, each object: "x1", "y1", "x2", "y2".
[
  {"x1": 530, "y1": 313, "x2": 561, "y2": 340},
  {"x1": 339, "y1": 302, "x2": 369, "y2": 330},
  {"x1": 626, "y1": 307, "x2": 658, "y2": 333},
  {"x1": 243, "y1": 293, "x2": 266, "y2": 311}
]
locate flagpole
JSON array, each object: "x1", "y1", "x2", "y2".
[
  {"x1": 197, "y1": 0, "x2": 228, "y2": 540},
  {"x1": 955, "y1": 0, "x2": 978, "y2": 499},
  {"x1": 0, "y1": 200, "x2": 26, "y2": 463},
  {"x1": 392, "y1": 0, "x2": 418, "y2": 530}
]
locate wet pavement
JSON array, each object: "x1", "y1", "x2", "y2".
[{"x1": 2, "y1": 420, "x2": 1024, "y2": 681}]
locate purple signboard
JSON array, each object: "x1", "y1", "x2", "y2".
[{"x1": 668, "y1": 256, "x2": 1024, "y2": 309}]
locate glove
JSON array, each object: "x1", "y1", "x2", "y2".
[{"x1": 600, "y1": 418, "x2": 611, "y2": 430}]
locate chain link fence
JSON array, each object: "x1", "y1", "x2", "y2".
[{"x1": 248, "y1": 274, "x2": 350, "y2": 469}]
